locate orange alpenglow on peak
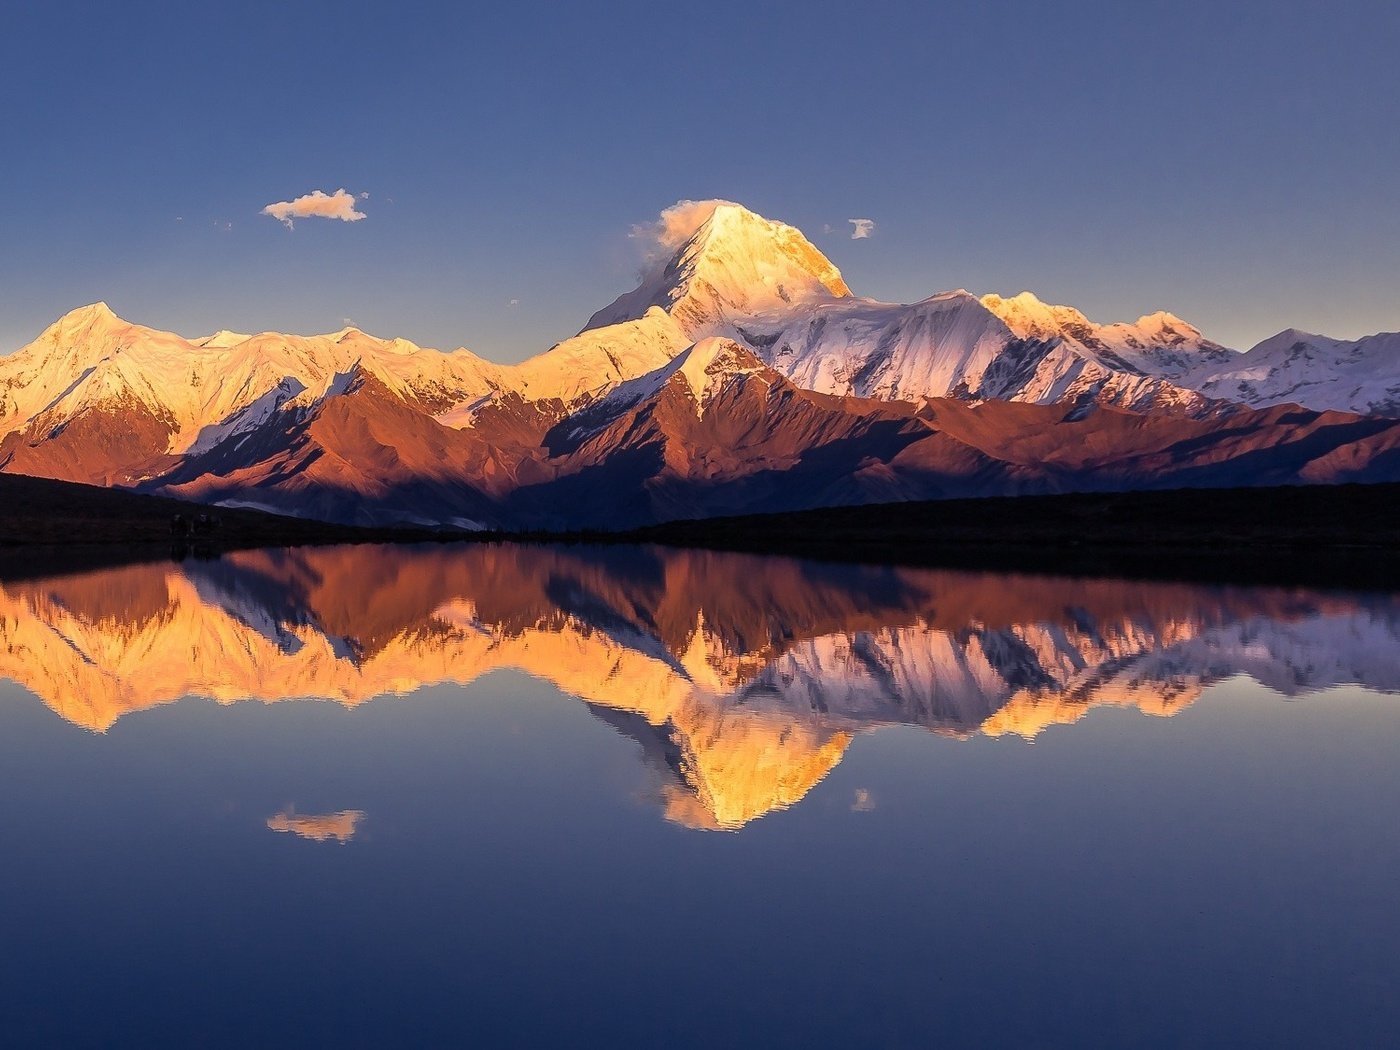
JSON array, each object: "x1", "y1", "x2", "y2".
[{"x1": 6, "y1": 198, "x2": 1400, "y2": 529}]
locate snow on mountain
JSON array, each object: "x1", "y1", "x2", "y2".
[
  {"x1": 1187, "y1": 328, "x2": 1400, "y2": 416},
  {"x1": 732, "y1": 291, "x2": 1012, "y2": 401},
  {"x1": 980, "y1": 291, "x2": 1235, "y2": 376},
  {"x1": 2, "y1": 200, "x2": 1399, "y2": 524},
  {"x1": 577, "y1": 206, "x2": 1228, "y2": 415},
  {"x1": 724, "y1": 290, "x2": 1216, "y2": 413},
  {"x1": 194, "y1": 330, "x2": 253, "y2": 349},
  {"x1": 0, "y1": 305, "x2": 505, "y2": 460},
  {"x1": 0, "y1": 204, "x2": 1234, "y2": 473},
  {"x1": 569, "y1": 337, "x2": 771, "y2": 431},
  {"x1": 583, "y1": 202, "x2": 851, "y2": 337},
  {"x1": 501, "y1": 307, "x2": 689, "y2": 407}
]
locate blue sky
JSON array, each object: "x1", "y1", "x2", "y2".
[{"x1": 2, "y1": 0, "x2": 1397, "y2": 359}]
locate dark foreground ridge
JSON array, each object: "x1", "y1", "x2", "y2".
[
  {"x1": 0, "y1": 472, "x2": 445, "y2": 578},
  {"x1": 3, "y1": 470, "x2": 1399, "y2": 589},
  {"x1": 613, "y1": 483, "x2": 1400, "y2": 589}
]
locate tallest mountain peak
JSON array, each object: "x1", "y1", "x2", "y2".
[{"x1": 582, "y1": 201, "x2": 851, "y2": 337}]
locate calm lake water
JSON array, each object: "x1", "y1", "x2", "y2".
[{"x1": 1, "y1": 543, "x2": 1398, "y2": 1047}]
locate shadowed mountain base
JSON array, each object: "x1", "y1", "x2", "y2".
[
  {"x1": 0, "y1": 472, "x2": 444, "y2": 578},
  {"x1": 3, "y1": 470, "x2": 1400, "y2": 589},
  {"x1": 615, "y1": 483, "x2": 1400, "y2": 589}
]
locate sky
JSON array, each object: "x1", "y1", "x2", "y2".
[{"x1": 1, "y1": 0, "x2": 1397, "y2": 360}]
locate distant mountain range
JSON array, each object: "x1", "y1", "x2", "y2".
[{"x1": 3, "y1": 201, "x2": 1399, "y2": 528}]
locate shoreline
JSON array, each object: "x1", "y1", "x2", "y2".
[{"x1": 2, "y1": 472, "x2": 1398, "y2": 590}]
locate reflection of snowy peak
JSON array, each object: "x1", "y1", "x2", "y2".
[{"x1": 1, "y1": 545, "x2": 1396, "y2": 829}]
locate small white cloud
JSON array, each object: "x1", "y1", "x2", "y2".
[
  {"x1": 508, "y1": 298, "x2": 521, "y2": 307},
  {"x1": 261, "y1": 188, "x2": 367, "y2": 229},
  {"x1": 822, "y1": 223, "x2": 835, "y2": 234},
  {"x1": 848, "y1": 218, "x2": 875, "y2": 240}
]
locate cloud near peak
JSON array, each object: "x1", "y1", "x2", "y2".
[
  {"x1": 631, "y1": 198, "x2": 741, "y2": 258},
  {"x1": 262, "y1": 188, "x2": 367, "y2": 229}
]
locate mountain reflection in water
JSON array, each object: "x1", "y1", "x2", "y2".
[{"x1": 2, "y1": 543, "x2": 1397, "y2": 830}]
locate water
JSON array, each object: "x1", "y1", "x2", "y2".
[{"x1": 0, "y1": 543, "x2": 1397, "y2": 1047}]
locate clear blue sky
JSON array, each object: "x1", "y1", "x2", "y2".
[{"x1": 2, "y1": 0, "x2": 1397, "y2": 359}]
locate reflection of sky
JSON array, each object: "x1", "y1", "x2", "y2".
[
  {"x1": 0, "y1": 670, "x2": 1396, "y2": 1046},
  {"x1": 5, "y1": 543, "x2": 1400, "y2": 833},
  {"x1": 2, "y1": 3, "x2": 1398, "y2": 358}
]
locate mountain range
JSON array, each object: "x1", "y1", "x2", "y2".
[
  {"x1": 4, "y1": 201, "x2": 1399, "y2": 528},
  {"x1": 4, "y1": 543, "x2": 1397, "y2": 829}
]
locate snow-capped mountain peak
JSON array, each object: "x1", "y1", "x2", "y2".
[
  {"x1": 583, "y1": 202, "x2": 851, "y2": 337},
  {"x1": 979, "y1": 291, "x2": 1095, "y2": 342},
  {"x1": 980, "y1": 289, "x2": 1232, "y2": 380},
  {"x1": 3, "y1": 199, "x2": 1399, "y2": 527},
  {"x1": 672, "y1": 337, "x2": 769, "y2": 407},
  {"x1": 1189, "y1": 327, "x2": 1400, "y2": 416}
]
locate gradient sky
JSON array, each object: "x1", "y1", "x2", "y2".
[{"x1": 2, "y1": 0, "x2": 1397, "y2": 360}]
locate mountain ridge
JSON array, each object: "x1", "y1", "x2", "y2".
[{"x1": 3, "y1": 200, "x2": 1399, "y2": 528}]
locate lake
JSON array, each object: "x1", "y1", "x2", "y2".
[{"x1": 0, "y1": 543, "x2": 1397, "y2": 1047}]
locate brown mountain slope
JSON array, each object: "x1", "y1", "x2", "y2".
[
  {"x1": 159, "y1": 369, "x2": 558, "y2": 526},
  {"x1": 6, "y1": 328, "x2": 1400, "y2": 532}
]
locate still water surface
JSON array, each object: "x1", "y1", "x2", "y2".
[{"x1": 0, "y1": 543, "x2": 1397, "y2": 1047}]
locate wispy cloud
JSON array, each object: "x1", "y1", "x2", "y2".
[
  {"x1": 848, "y1": 218, "x2": 875, "y2": 240},
  {"x1": 631, "y1": 198, "x2": 740, "y2": 261},
  {"x1": 261, "y1": 188, "x2": 367, "y2": 229}
]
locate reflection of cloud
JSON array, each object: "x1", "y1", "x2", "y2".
[
  {"x1": 851, "y1": 788, "x2": 875, "y2": 812},
  {"x1": 848, "y1": 218, "x2": 875, "y2": 239},
  {"x1": 631, "y1": 199, "x2": 740, "y2": 257},
  {"x1": 261, "y1": 188, "x2": 367, "y2": 229},
  {"x1": 267, "y1": 808, "x2": 365, "y2": 844}
]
